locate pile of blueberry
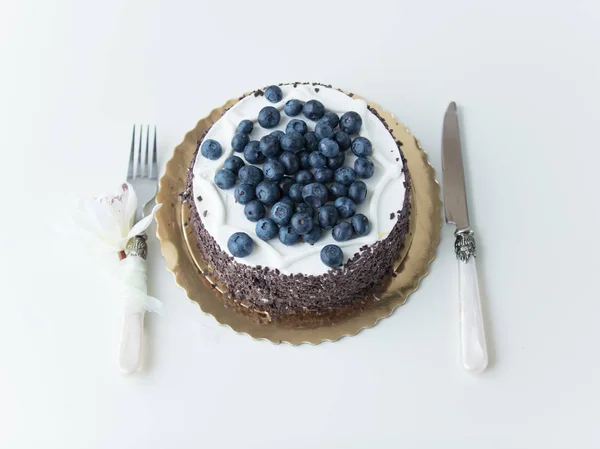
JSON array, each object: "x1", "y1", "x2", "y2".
[{"x1": 200, "y1": 85, "x2": 376, "y2": 268}]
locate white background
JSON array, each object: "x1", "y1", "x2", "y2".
[{"x1": 1, "y1": 0, "x2": 599, "y2": 448}]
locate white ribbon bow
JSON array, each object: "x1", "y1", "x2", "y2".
[{"x1": 74, "y1": 183, "x2": 162, "y2": 312}]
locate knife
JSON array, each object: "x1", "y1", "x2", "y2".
[{"x1": 442, "y1": 102, "x2": 488, "y2": 373}]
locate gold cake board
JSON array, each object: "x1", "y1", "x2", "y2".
[{"x1": 156, "y1": 91, "x2": 442, "y2": 345}]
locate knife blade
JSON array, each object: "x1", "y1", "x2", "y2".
[
  {"x1": 441, "y1": 102, "x2": 488, "y2": 374},
  {"x1": 442, "y1": 102, "x2": 470, "y2": 231}
]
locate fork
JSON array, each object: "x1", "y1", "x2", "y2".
[{"x1": 119, "y1": 125, "x2": 158, "y2": 374}]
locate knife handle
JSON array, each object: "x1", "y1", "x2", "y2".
[{"x1": 455, "y1": 230, "x2": 488, "y2": 373}]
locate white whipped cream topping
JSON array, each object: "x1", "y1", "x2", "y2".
[{"x1": 193, "y1": 84, "x2": 406, "y2": 275}]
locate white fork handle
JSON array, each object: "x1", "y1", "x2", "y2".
[
  {"x1": 117, "y1": 252, "x2": 160, "y2": 375},
  {"x1": 119, "y1": 311, "x2": 145, "y2": 374},
  {"x1": 458, "y1": 257, "x2": 488, "y2": 373}
]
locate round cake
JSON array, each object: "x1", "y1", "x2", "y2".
[{"x1": 182, "y1": 83, "x2": 411, "y2": 323}]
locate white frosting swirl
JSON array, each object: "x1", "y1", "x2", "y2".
[{"x1": 193, "y1": 85, "x2": 406, "y2": 275}]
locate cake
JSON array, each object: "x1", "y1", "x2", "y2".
[{"x1": 182, "y1": 83, "x2": 411, "y2": 324}]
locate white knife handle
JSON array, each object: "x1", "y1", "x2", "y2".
[
  {"x1": 119, "y1": 311, "x2": 145, "y2": 374},
  {"x1": 455, "y1": 230, "x2": 488, "y2": 373}
]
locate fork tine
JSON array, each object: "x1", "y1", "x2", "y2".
[
  {"x1": 137, "y1": 125, "x2": 143, "y2": 178},
  {"x1": 151, "y1": 126, "x2": 158, "y2": 180},
  {"x1": 144, "y1": 124, "x2": 150, "y2": 178},
  {"x1": 127, "y1": 125, "x2": 135, "y2": 180}
]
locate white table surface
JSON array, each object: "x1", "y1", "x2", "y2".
[{"x1": 2, "y1": 0, "x2": 599, "y2": 447}]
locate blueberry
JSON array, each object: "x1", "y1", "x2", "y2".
[
  {"x1": 333, "y1": 131, "x2": 352, "y2": 151},
  {"x1": 214, "y1": 169, "x2": 236, "y2": 189},
  {"x1": 314, "y1": 168, "x2": 333, "y2": 183},
  {"x1": 237, "y1": 120, "x2": 253, "y2": 135},
  {"x1": 280, "y1": 131, "x2": 304, "y2": 152},
  {"x1": 263, "y1": 159, "x2": 285, "y2": 182},
  {"x1": 309, "y1": 152, "x2": 327, "y2": 169},
  {"x1": 295, "y1": 202, "x2": 314, "y2": 217},
  {"x1": 320, "y1": 244, "x2": 343, "y2": 267},
  {"x1": 327, "y1": 152, "x2": 345, "y2": 170},
  {"x1": 279, "y1": 151, "x2": 300, "y2": 175},
  {"x1": 302, "y1": 182, "x2": 328, "y2": 208},
  {"x1": 295, "y1": 169, "x2": 314, "y2": 184},
  {"x1": 255, "y1": 218, "x2": 278, "y2": 241},
  {"x1": 270, "y1": 130, "x2": 285, "y2": 141},
  {"x1": 244, "y1": 200, "x2": 265, "y2": 222},
  {"x1": 354, "y1": 157, "x2": 375, "y2": 179},
  {"x1": 339, "y1": 111, "x2": 362, "y2": 134},
  {"x1": 284, "y1": 99, "x2": 303, "y2": 116},
  {"x1": 351, "y1": 137, "x2": 372, "y2": 157},
  {"x1": 321, "y1": 111, "x2": 340, "y2": 128},
  {"x1": 223, "y1": 155, "x2": 245, "y2": 174},
  {"x1": 244, "y1": 141, "x2": 266, "y2": 164},
  {"x1": 279, "y1": 196, "x2": 295, "y2": 210},
  {"x1": 279, "y1": 176, "x2": 295, "y2": 195},
  {"x1": 302, "y1": 99, "x2": 325, "y2": 121},
  {"x1": 286, "y1": 119, "x2": 308, "y2": 135},
  {"x1": 298, "y1": 150, "x2": 311, "y2": 169},
  {"x1": 200, "y1": 139, "x2": 222, "y2": 160},
  {"x1": 227, "y1": 232, "x2": 253, "y2": 257},
  {"x1": 279, "y1": 226, "x2": 299, "y2": 246},
  {"x1": 288, "y1": 183, "x2": 305, "y2": 202},
  {"x1": 302, "y1": 224, "x2": 322, "y2": 245},
  {"x1": 259, "y1": 134, "x2": 281, "y2": 158},
  {"x1": 332, "y1": 221, "x2": 353, "y2": 242},
  {"x1": 258, "y1": 106, "x2": 281, "y2": 129},
  {"x1": 334, "y1": 197, "x2": 357, "y2": 218},
  {"x1": 264, "y1": 85, "x2": 283, "y2": 103},
  {"x1": 328, "y1": 182, "x2": 349, "y2": 199},
  {"x1": 255, "y1": 181, "x2": 281, "y2": 205},
  {"x1": 317, "y1": 205, "x2": 339, "y2": 229},
  {"x1": 334, "y1": 166, "x2": 357, "y2": 185},
  {"x1": 238, "y1": 165, "x2": 263, "y2": 185},
  {"x1": 304, "y1": 131, "x2": 319, "y2": 152},
  {"x1": 234, "y1": 183, "x2": 256, "y2": 205},
  {"x1": 351, "y1": 214, "x2": 370, "y2": 236},
  {"x1": 318, "y1": 138, "x2": 340, "y2": 158},
  {"x1": 231, "y1": 133, "x2": 249, "y2": 153},
  {"x1": 315, "y1": 120, "x2": 334, "y2": 140},
  {"x1": 290, "y1": 212, "x2": 313, "y2": 234},
  {"x1": 348, "y1": 181, "x2": 367, "y2": 204},
  {"x1": 271, "y1": 201, "x2": 294, "y2": 226}
]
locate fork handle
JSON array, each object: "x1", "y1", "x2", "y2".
[
  {"x1": 455, "y1": 230, "x2": 488, "y2": 373},
  {"x1": 119, "y1": 311, "x2": 145, "y2": 374},
  {"x1": 117, "y1": 240, "x2": 155, "y2": 375}
]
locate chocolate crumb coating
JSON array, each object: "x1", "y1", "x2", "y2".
[{"x1": 182, "y1": 84, "x2": 412, "y2": 323}]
